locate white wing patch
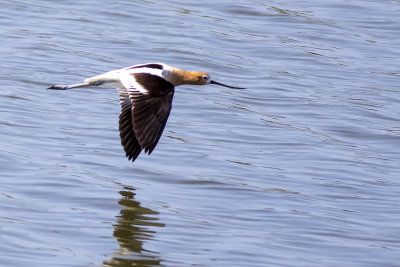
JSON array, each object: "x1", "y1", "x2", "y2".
[
  {"x1": 119, "y1": 72, "x2": 148, "y2": 94},
  {"x1": 118, "y1": 67, "x2": 164, "y2": 95}
]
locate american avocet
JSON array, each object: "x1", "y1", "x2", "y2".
[{"x1": 48, "y1": 63, "x2": 244, "y2": 162}]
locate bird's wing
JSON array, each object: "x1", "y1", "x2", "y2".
[
  {"x1": 119, "y1": 102, "x2": 142, "y2": 161},
  {"x1": 117, "y1": 71, "x2": 174, "y2": 159}
]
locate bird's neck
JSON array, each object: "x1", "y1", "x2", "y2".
[{"x1": 164, "y1": 67, "x2": 200, "y2": 86}]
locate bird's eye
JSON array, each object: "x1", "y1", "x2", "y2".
[{"x1": 202, "y1": 75, "x2": 210, "y2": 80}]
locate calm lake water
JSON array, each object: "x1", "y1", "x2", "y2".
[{"x1": 1, "y1": 0, "x2": 400, "y2": 266}]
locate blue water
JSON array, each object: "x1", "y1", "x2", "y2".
[{"x1": 1, "y1": 0, "x2": 400, "y2": 266}]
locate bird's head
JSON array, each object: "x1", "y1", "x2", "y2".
[{"x1": 185, "y1": 71, "x2": 245, "y2": 89}]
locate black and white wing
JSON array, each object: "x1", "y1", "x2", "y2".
[{"x1": 117, "y1": 68, "x2": 174, "y2": 162}]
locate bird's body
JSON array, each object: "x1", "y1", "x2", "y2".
[{"x1": 49, "y1": 63, "x2": 244, "y2": 162}]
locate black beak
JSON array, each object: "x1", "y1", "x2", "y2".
[{"x1": 210, "y1": 80, "x2": 246, "y2": 89}]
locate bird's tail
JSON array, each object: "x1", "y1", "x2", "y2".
[
  {"x1": 47, "y1": 82, "x2": 92, "y2": 90},
  {"x1": 48, "y1": 70, "x2": 120, "y2": 90}
]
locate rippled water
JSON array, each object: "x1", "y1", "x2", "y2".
[{"x1": 1, "y1": 0, "x2": 400, "y2": 266}]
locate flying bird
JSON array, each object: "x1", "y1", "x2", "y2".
[{"x1": 48, "y1": 63, "x2": 244, "y2": 162}]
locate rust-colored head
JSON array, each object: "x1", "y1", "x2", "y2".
[
  {"x1": 167, "y1": 68, "x2": 210, "y2": 86},
  {"x1": 167, "y1": 67, "x2": 245, "y2": 89},
  {"x1": 184, "y1": 71, "x2": 211, "y2": 85}
]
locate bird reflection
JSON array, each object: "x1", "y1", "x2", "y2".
[{"x1": 103, "y1": 187, "x2": 165, "y2": 267}]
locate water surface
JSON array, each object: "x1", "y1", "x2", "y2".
[{"x1": 1, "y1": 0, "x2": 400, "y2": 266}]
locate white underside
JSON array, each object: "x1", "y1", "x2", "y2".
[{"x1": 84, "y1": 63, "x2": 170, "y2": 94}]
